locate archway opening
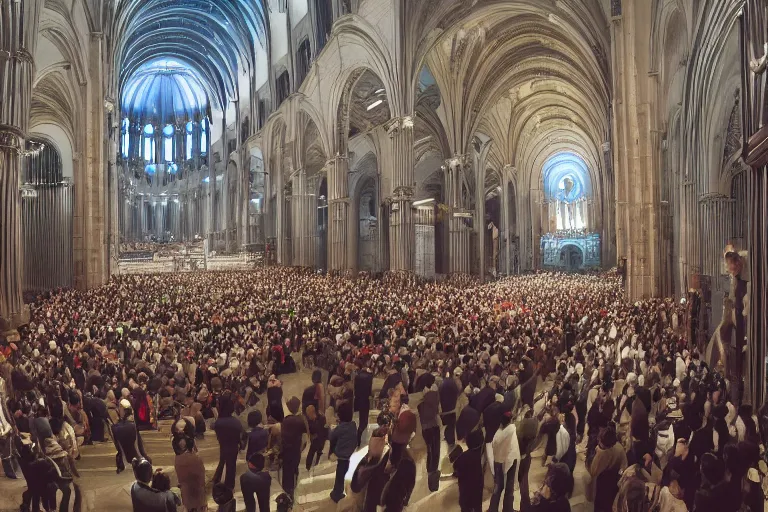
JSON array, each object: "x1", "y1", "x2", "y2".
[
  {"x1": 485, "y1": 192, "x2": 501, "y2": 277},
  {"x1": 560, "y1": 244, "x2": 584, "y2": 271},
  {"x1": 21, "y1": 138, "x2": 73, "y2": 294},
  {"x1": 357, "y1": 175, "x2": 380, "y2": 272}
]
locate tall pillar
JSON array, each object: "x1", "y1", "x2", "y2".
[
  {"x1": 386, "y1": 117, "x2": 415, "y2": 272},
  {"x1": 290, "y1": 169, "x2": 315, "y2": 267},
  {"x1": 444, "y1": 155, "x2": 471, "y2": 274},
  {"x1": 611, "y1": 0, "x2": 660, "y2": 298},
  {"x1": 0, "y1": 0, "x2": 43, "y2": 330},
  {"x1": 501, "y1": 170, "x2": 511, "y2": 275},
  {"x1": 327, "y1": 155, "x2": 349, "y2": 271}
]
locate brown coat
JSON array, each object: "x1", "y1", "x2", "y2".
[
  {"x1": 174, "y1": 451, "x2": 207, "y2": 510},
  {"x1": 586, "y1": 442, "x2": 627, "y2": 502}
]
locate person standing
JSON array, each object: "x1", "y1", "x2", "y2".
[
  {"x1": 305, "y1": 405, "x2": 328, "y2": 471},
  {"x1": 173, "y1": 434, "x2": 207, "y2": 512},
  {"x1": 329, "y1": 400, "x2": 357, "y2": 503},
  {"x1": 440, "y1": 368, "x2": 461, "y2": 446},
  {"x1": 517, "y1": 406, "x2": 539, "y2": 512},
  {"x1": 489, "y1": 411, "x2": 521, "y2": 512},
  {"x1": 354, "y1": 363, "x2": 374, "y2": 446},
  {"x1": 280, "y1": 397, "x2": 306, "y2": 499},
  {"x1": 418, "y1": 383, "x2": 441, "y2": 490},
  {"x1": 211, "y1": 393, "x2": 243, "y2": 490},
  {"x1": 245, "y1": 410, "x2": 269, "y2": 463},
  {"x1": 241, "y1": 453, "x2": 272, "y2": 512},
  {"x1": 130, "y1": 457, "x2": 177, "y2": 512},
  {"x1": 111, "y1": 399, "x2": 150, "y2": 474},
  {"x1": 452, "y1": 427, "x2": 485, "y2": 512}
]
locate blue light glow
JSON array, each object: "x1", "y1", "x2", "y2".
[
  {"x1": 543, "y1": 152, "x2": 591, "y2": 202},
  {"x1": 122, "y1": 59, "x2": 209, "y2": 122}
]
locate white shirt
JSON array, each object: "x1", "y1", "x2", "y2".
[
  {"x1": 554, "y1": 424, "x2": 570, "y2": 462},
  {"x1": 659, "y1": 486, "x2": 687, "y2": 512},
  {"x1": 492, "y1": 423, "x2": 521, "y2": 475}
]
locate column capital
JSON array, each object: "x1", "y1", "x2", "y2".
[
  {"x1": 385, "y1": 116, "x2": 414, "y2": 137},
  {"x1": 698, "y1": 192, "x2": 732, "y2": 203},
  {"x1": 326, "y1": 154, "x2": 349, "y2": 166},
  {"x1": 443, "y1": 154, "x2": 469, "y2": 172},
  {"x1": 387, "y1": 186, "x2": 414, "y2": 202},
  {"x1": 0, "y1": 130, "x2": 22, "y2": 153}
]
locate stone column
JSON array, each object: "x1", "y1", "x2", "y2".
[
  {"x1": 611, "y1": 0, "x2": 660, "y2": 298},
  {"x1": 0, "y1": 0, "x2": 43, "y2": 330},
  {"x1": 327, "y1": 155, "x2": 349, "y2": 271},
  {"x1": 108, "y1": 134, "x2": 119, "y2": 274},
  {"x1": 290, "y1": 169, "x2": 315, "y2": 267},
  {"x1": 443, "y1": 155, "x2": 471, "y2": 274},
  {"x1": 501, "y1": 170, "x2": 511, "y2": 275},
  {"x1": 386, "y1": 117, "x2": 415, "y2": 272}
]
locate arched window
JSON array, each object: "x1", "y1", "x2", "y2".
[
  {"x1": 163, "y1": 124, "x2": 174, "y2": 162},
  {"x1": 200, "y1": 118, "x2": 208, "y2": 155},
  {"x1": 186, "y1": 122, "x2": 193, "y2": 160},
  {"x1": 121, "y1": 119, "x2": 130, "y2": 158},
  {"x1": 143, "y1": 124, "x2": 155, "y2": 162}
]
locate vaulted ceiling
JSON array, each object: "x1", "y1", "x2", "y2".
[{"x1": 113, "y1": 0, "x2": 268, "y2": 110}]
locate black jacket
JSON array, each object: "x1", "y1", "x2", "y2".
[
  {"x1": 241, "y1": 469, "x2": 272, "y2": 512},
  {"x1": 439, "y1": 377, "x2": 459, "y2": 414},
  {"x1": 112, "y1": 419, "x2": 148, "y2": 466},
  {"x1": 213, "y1": 416, "x2": 244, "y2": 455},
  {"x1": 354, "y1": 371, "x2": 374, "y2": 411}
]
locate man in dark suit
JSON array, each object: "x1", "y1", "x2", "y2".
[
  {"x1": 439, "y1": 368, "x2": 460, "y2": 445},
  {"x1": 212, "y1": 393, "x2": 243, "y2": 489},
  {"x1": 241, "y1": 453, "x2": 272, "y2": 512},
  {"x1": 281, "y1": 396, "x2": 306, "y2": 499},
  {"x1": 354, "y1": 365, "x2": 373, "y2": 446}
]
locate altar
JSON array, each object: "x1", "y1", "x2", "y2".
[{"x1": 540, "y1": 231, "x2": 601, "y2": 270}]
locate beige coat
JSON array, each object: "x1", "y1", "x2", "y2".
[
  {"x1": 586, "y1": 443, "x2": 627, "y2": 502},
  {"x1": 174, "y1": 451, "x2": 207, "y2": 510}
]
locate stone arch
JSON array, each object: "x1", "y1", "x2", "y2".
[{"x1": 330, "y1": 16, "x2": 400, "y2": 117}]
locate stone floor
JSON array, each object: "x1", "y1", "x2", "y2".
[{"x1": 0, "y1": 370, "x2": 593, "y2": 511}]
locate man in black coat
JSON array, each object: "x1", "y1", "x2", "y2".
[
  {"x1": 212, "y1": 393, "x2": 244, "y2": 489},
  {"x1": 354, "y1": 365, "x2": 374, "y2": 446},
  {"x1": 83, "y1": 393, "x2": 109, "y2": 442},
  {"x1": 241, "y1": 453, "x2": 272, "y2": 512},
  {"x1": 439, "y1": 369, "x2": 460, "y2": 446},
  {"x1": 281, "y1": 397, "x2": 306, "y2": 499},
  {"x1": 112, "y1": 401, "x2": 150, "y2": 473}
]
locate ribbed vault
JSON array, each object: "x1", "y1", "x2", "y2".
[{"x1": 113, "y1": 0, "x2": 268, "y2": 110}]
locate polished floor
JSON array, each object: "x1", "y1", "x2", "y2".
[{"x1": 0, "y1": 370, "x2": 593, "y2": 511}]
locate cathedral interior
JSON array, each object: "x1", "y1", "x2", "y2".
[{"x1": 2, "y1": 0, "x2": 768, "y2": 511}]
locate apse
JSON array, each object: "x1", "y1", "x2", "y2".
[
  {"x1": 543, "y1": 152, "x2": 592, "y2": 232},
  {"x1": 118, "y1": 58, "x2": 212, "y2": 247},
  {"x1": 540, "y1": 152, "x2": 601, "y2": 270}
]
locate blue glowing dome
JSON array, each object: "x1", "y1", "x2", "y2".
[{"x1": 122, "y1": 59, "x2": 209, "y2": 123}]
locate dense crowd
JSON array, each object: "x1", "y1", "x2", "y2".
[{"x1": 0, "y1": 268, "x2": 766, "y2": 512}]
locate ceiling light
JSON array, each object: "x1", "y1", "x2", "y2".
[
  {"x1": 367, "y1": 100, "x2": 383, "y2": 111},
  {"x1": 413, "y1": 198, "x2": 435, "y2": 206},
  {"x1": 374, "y1": 88, "x2": 385, "y2": 94}
]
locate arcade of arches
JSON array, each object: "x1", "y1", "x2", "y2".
[{"x1": 2, "y1": 0, "x2": 768, "y2": 465}]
